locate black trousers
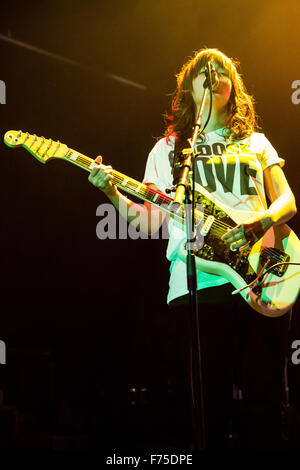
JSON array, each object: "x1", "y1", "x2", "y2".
[{"x1": 168, "y1": 283, "x2": 290, "y2": 449}]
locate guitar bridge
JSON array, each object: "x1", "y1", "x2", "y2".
[{"x1": 260, "y1": 248, "x2": 290, "y2": 277}]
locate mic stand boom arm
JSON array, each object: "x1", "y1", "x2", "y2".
[{"x1": 172, "y1": 83, "x2": 209, "y2": 205}]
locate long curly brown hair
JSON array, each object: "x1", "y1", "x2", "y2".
[{"x1": 164, "y1": 48, "x2": 259, "y2": 142}]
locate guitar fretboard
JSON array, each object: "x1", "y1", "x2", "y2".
[
  {"x1": 65, "y1": 149, "x2": 186, "y2": 220},
  {"x1": 63, "y1": 149, "x2": 232, "y2": 233}
]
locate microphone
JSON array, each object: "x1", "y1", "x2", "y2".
[
  {"x1": 210, "y1": 63, "x2": 219, "y2": 90},
  {"x1": 204, "y1": 62, "x2": 219, "y2": 90}
]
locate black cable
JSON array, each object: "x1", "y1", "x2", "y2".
[
  {"x1": 192, "y1": 65, "x2": 213, "y2": 231},
  {"x1": 198, "y1": 67, "x2": 214, "y2": 135},
  {"x1": 254, "y1": 261, "x2": 300, "y2": 290}
]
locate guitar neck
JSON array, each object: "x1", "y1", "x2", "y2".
[
  {"x1": 4, "y1": 130, "x2": 197, "y2": 224},
  {"x1": 64, "y1": 148, "x2": 179, "y2": 218}
]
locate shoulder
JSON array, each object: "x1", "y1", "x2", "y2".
[
  {"x1": 147, "y1": 136, "x2": 175, "y2": 171},
  {"x1": 248, "y1": 132, "x2": 274, "y2": 148},
  {"x1": 144, "y1": 136, "x2": 174, "y2": 189},
  {"x1": 248, "y1": 132, "x2": 285, "y2": 170},
  {"x1": 149, "y1": 136, "x2": 175, "y2": 155},
  {"x1": 239, "y1": 132, "x2": 278, "y2": 158}
]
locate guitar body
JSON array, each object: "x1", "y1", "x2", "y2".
[
  {"x1": 4, "y1": 129, "x2": 300, "y2": 317},
  {"x1": 177, "y1": 201, "x2": 300, "y2": 317}
]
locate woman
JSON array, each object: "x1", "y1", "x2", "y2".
[{"x1": 88, "y1": 48, "x2": 297, "y2": 449}]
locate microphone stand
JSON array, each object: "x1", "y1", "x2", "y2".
[{"x1": 171, "y1": 64, "x2": 214, "y2": 450}]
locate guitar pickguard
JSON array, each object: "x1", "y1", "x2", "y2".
[{"x1": 193, "y1": 193, "x2": 289, "y2": 286}]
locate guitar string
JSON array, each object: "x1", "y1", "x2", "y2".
[
  {"x1": 67, "y1": 154, "x2": 238, "y2": 233},
  {"x1": 113, "y1": 175, "x2": 287, "y2": 261},
  {"x1": 27, "y1": 149, "x2": 286, "y2": 266},
  {"x1": 71, "y1": 158, "x2": 286, "y2": 254},
  {"x1": 108, "y1": 172, "x2": 276, "y2": 241},
  {"x1": 19, "y1": 143, "x2": 291, "y2": 264},
  {"x1": 111, "y1": 171, "x2": 235, "y2": 232},
  {"x1": 38, "y1": 145, "x2": 273, "y2": 249},
  {"x1": 88, "y1": 164, "x2": 290, "y2": 259},
  {"x1": 28, "y1": 149, "x2": 291, "y2": 261},
  {"x1": 66, "y1": 156, "x2": 288, "y2": 262},
  {"x1": 112, "y1": 170, "x2": 286, "y2": 262},
  {"x1": 114, "y1": 179, "x2": 287, "y2": 259}
]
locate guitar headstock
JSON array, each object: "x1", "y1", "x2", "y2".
[
  {"x1": 4, "y1": 130, "x2": 69, "y2": 164},
  {"x1": 4, "y1": 130, "x2": 27, "y2": 147}
]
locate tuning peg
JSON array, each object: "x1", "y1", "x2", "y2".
[{"x1": 166, "y1": 186, "x2": 176, "y2": 194}]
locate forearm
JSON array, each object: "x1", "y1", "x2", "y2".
[
  {"x1": 105, "y1": 188, "x2": 164, "y2": 235},
  {"x1": 88, "y1": 160, "x2": 165, "y2": 234},
  {"x1": 222, "y1": 193, "x2": 297, "y2": 249},
  {"x1": 264, "y1": 193, "x2": 297, "y2": 229},
  {"x1": 106, "y1": 189, "x2": 148, "y2": 232},
  {"x1": 262, "y1": 164, "x2": 297, "y2": 230}
]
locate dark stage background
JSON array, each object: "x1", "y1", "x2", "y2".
[{"x1": 0, "y1": 0, "x2": 299, "y2": 451}]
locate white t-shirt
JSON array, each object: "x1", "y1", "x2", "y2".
[{"x1": 143, "y1": 129, "x2": 285, "y2": 304}]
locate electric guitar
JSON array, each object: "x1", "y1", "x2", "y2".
[{"x1": 4, "y1": 130, "x2": 300, "y2": 318}]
